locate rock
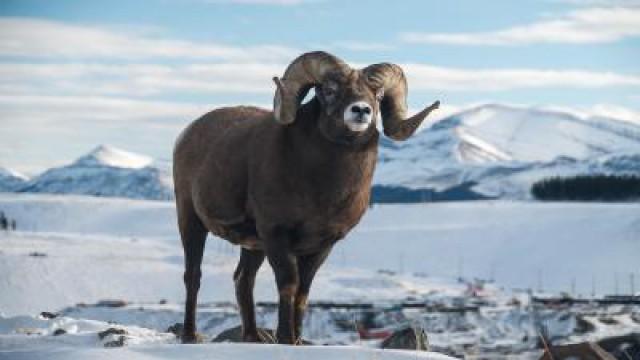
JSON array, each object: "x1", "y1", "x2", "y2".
[
  {"x1": 575, "y1": 315, "x2": 596, "y2": 334},
  {"x1": 95, "y1": 299, "x2": 127, "y2": 308},
  {"x1": 98, "y1": 327, "x2": 127, "y2": 340},
  {"x1": 104, "y1": 336, "x2": 126, "y2": 348},
  {"x1": 52, "y1": 328, "x2": 66, "y2": 336},
  {"x1": 99, "y1": 328, "x2": 128, "y2": 348},
  {"x1": 40, "y1": 311, "x2": 58, "y2": 319},
  {"x1": 28, "y1": 252, "x2": 47, "y2": 257},
  {"x1": 598, "y1": 316, "x2": 619, "y2": 325},
  {"x1": 597, "y1": 333, "x2": 640, "y2": 360},
  {"x1": 380, "y1": 326, "x2": 429, "y2": 351},
  {"x1": 212, "y1": 325, "x2": 312, "y2": 345},
  {"x1": 166, "y1": 323, "x2": 184, "y2": 337},
  {"x1": 539, "y1": 342, "x2": 616, "y2": 360}
]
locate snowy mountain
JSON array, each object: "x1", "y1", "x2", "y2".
[
  {"x1": 374, "y1": 104, "x2": 640, "y2": 199},
  {"x1": 17, "y1": 145, "x2": 173, "y2": 200},
  {"x1": 0, "y1": 167, "x2": 28, "y2": 192},
  {"x1": 4, "y1": 104, "x2": 639, "y2": 201}
]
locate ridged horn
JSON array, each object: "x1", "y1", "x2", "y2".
[
  {"x1": 273, "y1": 51, "x2": 350, "y2": 124},
  {"x1": 363, "y1": 63, "x2": 440, "y2": 141}
]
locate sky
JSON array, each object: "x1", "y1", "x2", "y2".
[{"x1": 0, "y1": 0, "x2": 639, "y2": 174}]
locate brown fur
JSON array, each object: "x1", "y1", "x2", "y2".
[{"x1": 173, "y1": 56, "x2": 436, "y2": 344}]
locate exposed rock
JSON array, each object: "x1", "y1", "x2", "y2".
[
  {"x1": 166, "y1": 323, "x2": 183, "y2": 337},
  {"x1": 52, "y1": 328, "x2": 66, "y2": 336},
  {"x1": 104, "y1": 336, "x2": 126, "y2": 348},
  {"x1": 98, "y1": 327, "x2": 126, "y2": 340},
  {"x1": 380, "y1": 326, "x2": 429, "y2": 351},
  {"x1": 597, "y1": 333, "x2": 640, "y2": 360},
  {"x1": 39, "y1": 311, "x2": 58, "y2": 319},
  {"x1": 539, "y1": 342, "x2": 616, "y2": 360},
  {"x1": 575, "y1": 315, "x2": 596, "y2": 334},
  {"x1": 212, "y1": 325, "x2": 312, "y2": 345},
  {"x1": 95, "y1": 299, "x2": 127, "y2": 308}
]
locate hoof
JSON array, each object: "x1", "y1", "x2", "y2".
[
  {"x1": 242, "y1": 332, "x2": 262, "y2": 343},
  {"x1": 276, "y1": 335, "x2": 296, "y2": 345},
  {"x1": 181, "y1": 332, "x2": 205, "y2": 344}
]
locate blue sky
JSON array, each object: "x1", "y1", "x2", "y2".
[{"x1": 0, "y1": 0, "x2": 639, "y2": 173}]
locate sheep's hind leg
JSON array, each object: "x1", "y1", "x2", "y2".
[
  {"x1": 234, "y1": 247, "x2": 265, "y2": 342},
  {"x1": 179, "y1": 210, "x2": 208, "y2": 344}
]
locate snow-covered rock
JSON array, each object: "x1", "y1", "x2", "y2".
[{"x1": 0, "y1": 313, "x2": 454, "y2": 360}]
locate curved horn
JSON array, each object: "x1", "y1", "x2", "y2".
[
  {"x1": 363, "y1": 63, "x2": 440, "y2": 141},
  {"x1": 273, "y1": 51, "x2": 350, "y2": 125}
]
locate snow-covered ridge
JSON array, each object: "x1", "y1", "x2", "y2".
[
  {"x1": 9, "y1": 145, "x2": 173, "y2": 200},
  {"x1": 375, "y1": 103, "x2": 640, "y2": 199},
  {"x1": 0, "y1": 167, "x2": 28, "y2": 192},
  {"x1": 2, "y1": 104, "x2": 639, "y2": 201},
  {"x1": 73, "y1": 145, "x2": 153, "y2": 169}
]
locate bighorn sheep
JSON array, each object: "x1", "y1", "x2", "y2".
[{"x1": 173, "y1": 51, "x2": 439, "y2": 344}]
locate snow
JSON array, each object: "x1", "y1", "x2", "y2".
[
  {"x1": 74, "y1": 145, "x2": 154, "y2": 169},
  {"x1": 0, "y1": 193, "x2": 638, "y2": 316},
  {"x1": 2, "y1": 104, "x2": 638, "y2": 201},
  {"x1": 374, "y1": 103, "x2": 640, "y2": 198},
  {"x1": 0, "y1": 167, "x2": 27, "y2": 192},
  {"x1": 16, "y1": 146, "x2": 173, "y2": 200},
  {"x1": 0, "y1": 313, "x2": 455, "y2": 359},
  {"x1": 0, "y1": 193, "x2": 638, "y2": 358}
]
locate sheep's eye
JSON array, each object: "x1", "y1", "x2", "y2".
[
  {"x1": 322, "y1": 82, "x2": 339, "y2": 99},
  {"x1": 375, "y1": 88, "x2": 384, "y2": 102}
]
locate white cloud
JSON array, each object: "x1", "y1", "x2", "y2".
[
  {"x1": 0, "y1": 62, "x2": 282, "y2": 97},
  {"x1": 2, "y1": 62, "x2": 639, "y2": 102},
  {"x1": 401, "y1": 64, "x2": 640, "y2": 91},
  {"x1": 400, "y1": 7, "x2": 640, "y2": 45},
  {"x1": 0, "y1": 94, "x2": 211, "y2": 123},
  {"x1": 0, "y1": 17, "x2": 297, "y2": 61}
]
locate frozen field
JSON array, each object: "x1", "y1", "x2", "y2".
[
  {"x1": 0, "y1": 193, "x2": 639, "y2": 358},
  {"x1": 1, "y1": 193, "x2": 638, "y2": 306}
]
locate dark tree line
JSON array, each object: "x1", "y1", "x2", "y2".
[
  {"x1": 531, "y1": 174, "x2": 640, "y2": 201},
  {"x1": 0, "y1": 211, "x2": 16, "y2": 231}
]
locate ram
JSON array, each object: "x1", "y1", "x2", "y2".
[{"x1": 173, "y1": 51, "x2": 439, "y2": 344}]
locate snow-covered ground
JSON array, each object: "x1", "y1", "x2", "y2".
[
  {"x1": 1, "y1": 193, "x2": 638, "y2": 303},
  {"x1": 0, "y1": 193, "x2": 639, "y2": 359}
]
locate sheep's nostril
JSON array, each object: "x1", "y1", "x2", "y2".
[
  {"x1": 362, "y1": 107, "x2": 371, "y2": 115},
  {"x1": 351, "y1": 105, "x2": 361, "y2": 113}
]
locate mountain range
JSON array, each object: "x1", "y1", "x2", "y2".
[
  {"x1": 2, "y1": 104, "x2": 639, "y2": 201},
  {"x1": 2, "y1": 145, "x2": 173, "y2": 200}
]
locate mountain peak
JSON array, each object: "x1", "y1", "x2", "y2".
[
  {"x1": 0, "y1": 166, "x2": 28, "y2": 180},
  {"x1": 73, "y1": 145, "x2": 153, "y2": 169}
]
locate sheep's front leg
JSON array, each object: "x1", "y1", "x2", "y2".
[
  {"x1": 294, "y1": 246, "x2": 332, "y2": 341},
  {"x1": 265, "y1": 243, "x2": 299, "y2": 344}
]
